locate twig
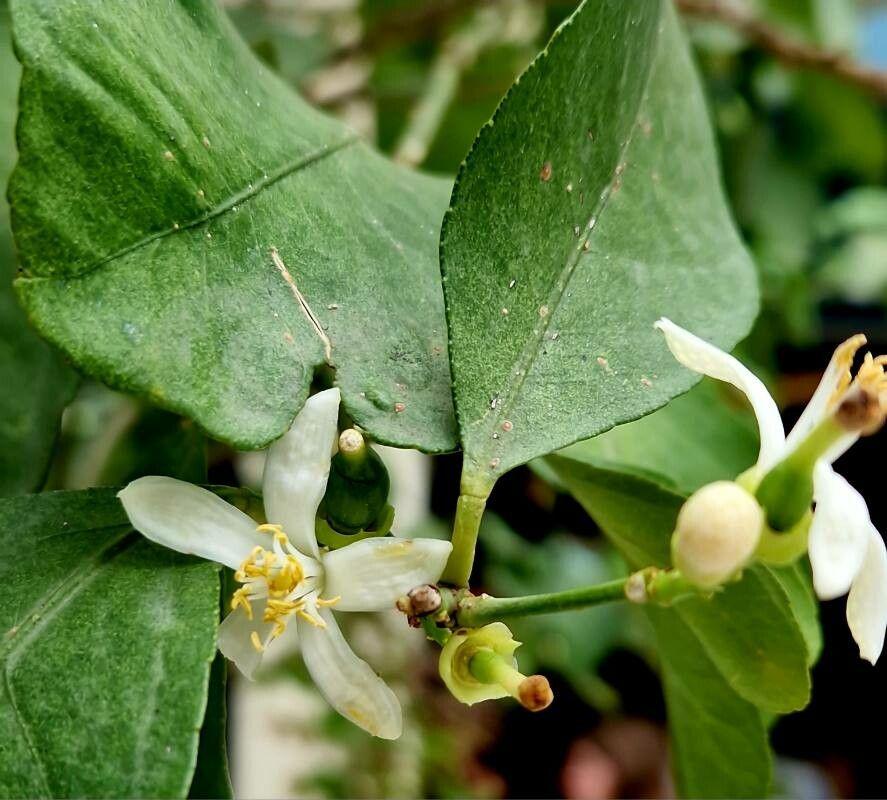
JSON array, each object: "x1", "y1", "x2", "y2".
[
  {"x1": 393, "y1": 6, "x2": 506, "y2": 167},
  {"x1": 676, "y1": 0, "x2": 887, "y2": 103}
]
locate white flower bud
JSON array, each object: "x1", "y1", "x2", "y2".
[{"x1": 672, "y1": 481, "x2": 764, "y2": 588}]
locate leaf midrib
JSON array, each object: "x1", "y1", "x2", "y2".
[
  {"x1": 16, "y1": 135, "x2": 359, "y2": 283},
  {"x1": 465, "y1": 0, "x2": 665, "y2": 469}
]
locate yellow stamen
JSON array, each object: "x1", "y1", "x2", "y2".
[
  {"x1": 315, "y1": 595, "x2": 341, "y2": 607},
  {"x1": 230, "y1": 525, "x2": 311, "y2": 650},
  {"x1": 256, "y1": 523, "x2": 285, "y2": 535},
  {"x1": 297, "y1": 608, "x2": 327, "y2": 628},
  {"x1": 827, "y1": 334, "x2": 868, "y2": 408},
  {"x1": 231, "y1": 586, "x2": 254, "y2": 620}
]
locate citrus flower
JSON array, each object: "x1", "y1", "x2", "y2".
[
  {"x1": 118, "y1": 388, "x2": 452, "y2": 738},
  {"x1": 656, "y1": 318, "x2": 887, "y2": 664}
]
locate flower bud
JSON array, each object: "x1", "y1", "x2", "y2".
[
  {"x1": 322, "y1": 429, "x2": 391, "y2": 534},
  {"x1": 439, "y1": 623, "x2": 552, "y2": 710},
  {"x1": 672, "y1": 481, "x2": 763, "y2": 588}
]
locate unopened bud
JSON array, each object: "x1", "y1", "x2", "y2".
[
  {"x1": 338, "y1": 427, "x2": 366, "y2": 456},
  {"x1": 396, "y1": 583, "x2": 442, "y2": 617},
  {"x1": 323, "y1": 431, "x2": 390, "y2": 534},
  {"x1": 672, "y1": 481, "x2": 763, "y2": 588},
  {"x1": 835, "y1": 386, "x2": 885, "y2": 436}
]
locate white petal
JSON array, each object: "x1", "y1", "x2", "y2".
[
  {"x1": 217, "y1": 600, "x2": 286, "y2": 679},
  {"x1": 322, "y1": 537, "x2": 453, "y2": 611},
  {"x1": 298, "y1": 606, "x2": 402, "y2": 739},
  {"x1": 655, "y1": 318, "x2": 785, "y2": 470},
  {"x1": 847, "y1": 526, "x2": 887, "y2": 665},
  {"x1": 118, "y1": 476, "x2": 265, "y2": 570},
  {"x1": 263, "y1": 388, "x2": 340, "y2": 559},
  {"x1": 809, "y1": 463, "x2": 871, "y2": 600},
  {"x1": 785, "y1": 334, "x2": 866, "y2": 456}
]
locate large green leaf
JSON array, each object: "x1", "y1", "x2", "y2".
[
  {"x1": 0, "y1": 489, "x2": 219, "y2": 798},
  {"x1": 440, "y1": 0, "x2": 757, "y2": 483},
  {"x1": 549, "y1": 454, "x2": 811, "y2": 714},
  {"x1": 648, "y1": 608, "x2": 771, "y2": 799},
  {"x1": 9, "y1": 0, "x2": 456, "y2": 453},
  {"x1": 0, "y1": 0, "x2": 75, "y2": 496},
  {"x1": 560, "y1": 379, "x2": 759, "y2": 496},
  {"x1": 547, "y1": 455, "x2": 801, "y2": 795}
]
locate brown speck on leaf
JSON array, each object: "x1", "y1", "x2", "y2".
[
  {"x1": 489, "y1": 458, "x2": 501, "y2": 469},
  {"x1": 202, "y1": 135, "x2": 211, "y2": 148},
  {"x1": 394, "y1": 402, "x2": 406, "y2": 413},
  {"x1": 502, "y1": 420, "x2": 513, "y2": 432},
  {"x1": 539, "y1": 161, "x2": 553, "y2": 182},
  {"x1": 640, "y1": 119, "x2": 653, "y2": 137},
  {"x1": 283, "y1": 332, "x2": 294, "y2": 344},
  {"x1": 597, "y1": 356, "x2": 610, "y2": 369},
  {"x1": 328, "y1": 303, "x2": 339, "y2": 310},
  {"x1": 587, "y1": 128, "x2": 595, "y2": 141},
  {"x1": 641, "y1": 377, "x2": 653, "y2": 388},
  {"x1": 501, "y1": 307, "x2": 509, "y2": 316},
  {"x1": 539, "y1": 305, "x2": 549, "y2": 318},
  {"x1": 573, "y1": 225, "x2": 581, "y2": 237},
  {"x1": 163, "y1": 150, "x2": 175, "y2": 161},
  {"x1": 582, "y1": 240, "x2": 591, "y2": 252}
]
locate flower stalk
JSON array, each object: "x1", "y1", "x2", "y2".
[{"x1": 454, "y1": 578, "x2": 629, "y2": 627}]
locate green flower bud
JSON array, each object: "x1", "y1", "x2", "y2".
[
  {"x1": 438, "y1": 623, "x2": 552, "y2": 711},
  {"x1": 672, "y1": 481, "x2": 763, "y2": 588},
  {"x1": 323, "y1": 429, "x2": 391, "y2": 534}
]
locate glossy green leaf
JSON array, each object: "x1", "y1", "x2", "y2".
[
  {"x1": 560, "y1": 379, "x2": 760, "y2": 496},
  {"x1": 9, "y1": 0, "x2": 456, "y2": 453},
  {"x1": 768, "y1": 561, "x2": 821, "y2": 667},
  {"x1": 548, "y1": 454, "x2": 811, "y2": 713},
  {"x1": 548, "y1": 454, "x2": 801, "y2": 795},
  {"x1": 0, "y1": 489, "x2": 219, "y2": 798},
  {"x1": 440, "y1": 0, "x2": 757, "y2": 482},
  {"x1": 648, "y1": 608, "x2": 771, "y2": 799},
  {"x1": 0, "y1": 0, "x2": 76, "y2": 496}
]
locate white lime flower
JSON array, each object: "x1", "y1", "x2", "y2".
[
  {"x1": 656, "y1": 318, "x2": 887, "y2": 664},
  {"x1": 118, "y1": 388, "x2": 452, "y2": 738}
]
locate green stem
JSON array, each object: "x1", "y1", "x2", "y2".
[
  {"x1": 755, "y1": 415, "x2": 844, "y2": 531},
  {"x1": 455, "y1": 578, "x2": 629, "y2": 627},
  {"x1": 392, "y1": 7, "x2": 502, "y2": 166},
  {"x1": 440, "y1": 493, "x2": 488, "y2": 586},
  {"x1": 421, "y1": 616, "x2": 452, "y2": 647}
]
